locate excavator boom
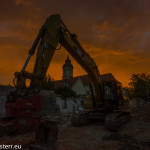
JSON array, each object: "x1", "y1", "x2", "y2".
[{"x1": 15, "y1": 14, "x2": 104, "y2": 107}]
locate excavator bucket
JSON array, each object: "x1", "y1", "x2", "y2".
[{"x1": 29, "y1": 120, "x2": 58, "y2": 150}]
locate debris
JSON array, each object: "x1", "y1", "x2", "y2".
[
  {"x1": 58, "y1": 113, "x2": 73, "y2": 128},
  {"x1": 129, "y1": 98, "x2": 150, "y2": 122}
]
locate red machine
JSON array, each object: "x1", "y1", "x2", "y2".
[{"x1": 0, "y1": 95, "x2": 41, "y2": 136}]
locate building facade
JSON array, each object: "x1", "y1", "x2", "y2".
[{"x1": 55, "y1": 56, "x2": 123, "y2": 105}]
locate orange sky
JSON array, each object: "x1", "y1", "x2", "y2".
[{"x1": 0, "y1": 0, "x2": 150, "y2": 87}]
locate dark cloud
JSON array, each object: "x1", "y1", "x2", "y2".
[{"x1": 0, "y1": 0, "x2": 150, "y2": 86}]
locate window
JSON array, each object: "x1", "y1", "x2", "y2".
[{"x1": 64, "y1": 81, "x2": 68, "y2": 87}]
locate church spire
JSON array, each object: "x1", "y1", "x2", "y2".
[{"x1": 62, "y1": 55, "x2": 73, "y2": 79}]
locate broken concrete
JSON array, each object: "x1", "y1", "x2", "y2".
[
  {"x1": 39, "y1": 90, "x2": 61, "y2": 122},
  {"x1": 129, "y1": 98, "x2": 150, "y2": 122}
]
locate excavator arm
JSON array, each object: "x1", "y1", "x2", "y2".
[
  {"x1": 60, "y1": 22, "x2": 104, "y2": 107},
  {"x1": 5, "y1": 15, "x2": 130, "y2": 147},
  {"x1": 14, "y1": 14, "x2": 104, "y2": 107}
]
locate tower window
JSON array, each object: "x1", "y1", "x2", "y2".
[{"x1": 64, "y1": 81, "x2": 68, "y2": 87}]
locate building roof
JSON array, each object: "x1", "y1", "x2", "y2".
[
  {"x1": 101, "y1": 73, "x2": 121, "y2": 83},
  {"x1": 62, "y1": 55, "x2": 73, "y2": 68},
  {"x1": 55, "y1": 77, "x2": 77, "y2": 88},
  {"x1": 55, "y1": 73, "x2": 121, "y2": 89}
]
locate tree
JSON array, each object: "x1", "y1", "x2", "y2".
[
  {"x1": 55, "y1": 87, "x2": 76, "y2": 99},
  {"x1": 127, "y1": 73, "x2": 150, "y2": 100},
  {"x1": 41, "y1": 75, "x2": 55, "y2": 90}
]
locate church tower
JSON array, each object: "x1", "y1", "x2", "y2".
[{"x1": 62, "y1": 56, "x2": 73, "y2": 79}]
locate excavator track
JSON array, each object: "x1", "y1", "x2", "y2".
[
  {"x1": 71, "y1": 109, "x2": 105, "y2": 126},
  {"x1": 71, "y1": 110, "x2": 130, "y2": 131},
  {"x1": 105, "y1": 110, "x2": 130, "y2": 131},
  {"x1": 71, "y1": 111, "x2": 90, "y2": 126}
]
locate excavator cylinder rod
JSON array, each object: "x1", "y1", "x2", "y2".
[
  {"x1": 21, "y1": 54, "x2": 32, "y2": 71},
  {"x1": 28, "y1": 25, "x2": 46, "y2": 55},
  {"x1": 22, "y1": 25, "x2": 46, "y2": 71}
]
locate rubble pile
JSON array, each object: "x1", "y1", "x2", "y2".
[
  {"x1": 40, "y1": 90, "x2": 73, "y2": 127},
  {"x1": 129, "y1": 98, "x2": 150, "y2": 122},
  {"x1": 39, "y1": 90, "x2": 61, "y2": 122},
  {"x1": 59, "y1": 113, "x2": 73, "y2": 128}
]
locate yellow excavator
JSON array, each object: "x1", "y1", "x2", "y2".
[{"x1": 2, "y1": 14, "x2": 130, "y2": 149}]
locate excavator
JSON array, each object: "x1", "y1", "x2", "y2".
[{"x1": 0, "y1": 14, "x2": 130, "y2": 149}]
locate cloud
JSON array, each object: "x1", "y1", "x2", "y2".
[
  {"x1": 15, "y1": 0, "x2": 31, "y2": 6},
  {"x1": 0, "y1": 0, "x2": 150, "y2": 86}
]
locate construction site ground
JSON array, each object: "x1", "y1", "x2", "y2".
[
  {"x1": 0, "y1": 118, "x2": 150, "y2": 150},
  {"x1": 0, "y1": 99, "x2": 150, "y2": 150}
]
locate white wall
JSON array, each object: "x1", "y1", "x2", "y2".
[
  {"x1": 72, "y1": 78, "x2": 87, "y2": 96},
  {"x1": 56, "y1": 96, "x2": 84, "y2": 113}
]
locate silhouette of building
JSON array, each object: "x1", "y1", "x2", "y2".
[
  {"x1": 62, "y1": 55, "x2": 73, "y2": 79},
  {"x1": 55, "y1": 56, "x2": 123, "y2": 100}
]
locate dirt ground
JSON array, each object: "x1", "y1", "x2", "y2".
[
  {"x1": 57, "y1": 119, "x2": 150, "y2": 150},
  {"x1": 0, "y1": 118, "x2": 150, "y2": 150}
]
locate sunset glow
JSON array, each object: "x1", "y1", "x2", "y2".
[{"x1": 0, "y1": 0, "x2": 150, "y2": 86}]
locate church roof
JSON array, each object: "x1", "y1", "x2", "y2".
[
  {"x1": 101, "y1": 73, "x2": 121, "y2": 83},
  {"x1": 55, "y1": 77, "x2": 77, "y2": 88},
  {"x1": 55, "y1": 73, "x2": 121, "y2": 89},
  {"x1": 62, "y1": 55, "x2": 73, "y2": 68}
]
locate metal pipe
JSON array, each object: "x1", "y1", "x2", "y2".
[
  {"x1": 21, "y1": 54, "x2": 32, "y2": 71},
  {"x1": 21, "y1": 25, "x2": 46, "y2": 71},
  {"x1": 28, "y1": 25, "x2": 46, "y2": 55}
]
